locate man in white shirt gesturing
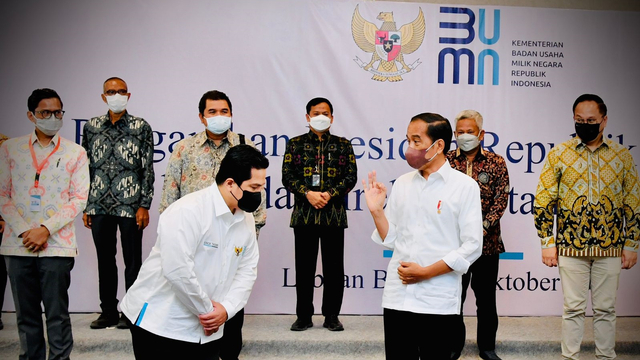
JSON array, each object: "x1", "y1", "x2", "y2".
[
  {"x1": 363, "y1": 113, "x2": 483, "y2": 360},
  {"x1": 121, "y1": 144, "x2": 268, "y2": 360}
]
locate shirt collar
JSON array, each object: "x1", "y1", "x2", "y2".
[
  {"x1": 211, "y1": 183, "x2": 245, "y2": 224},
  {"x1": 103, "y1": 111, "x2": 129, "y2": 125},
  {"x1": 306, "y1": 129, "x2": 331, "y2": 141},
  {"x1": 574, "y1": 137, "x2": 611, "y2": 151},
  {"x1": 31, "y1": 130, "x2": 60, "y2": 148},
  {"x1": 198, "y1": 130, "x2": 234, "y2": 148},
  {"x1": 455, "y1": 147, "x2": 485, "y2": 160},
  {"x1": 413, "y1": 159, "x2": 453, "y2": 183}
]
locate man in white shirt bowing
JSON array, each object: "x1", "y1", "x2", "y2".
[
  {"x1": 121, "y1": 144, "x2": 268, "y2": 360},
  {"x1": 363, "y1": 113, "x2": 483, "y2": 360}
]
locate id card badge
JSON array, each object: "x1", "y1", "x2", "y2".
[
  {"x1": 312, "y1": 173, "x2": 320, "y2": 186},
  {"x1": 30, "y1": 195, "x2": 41, "y2": 212}
]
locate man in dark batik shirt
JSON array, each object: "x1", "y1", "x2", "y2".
[
  {"x1": 282, "y1": 97, "x2": 357, "y2": 332},
  {"x1": 446, "y1": 110, "x2": 510, "y2": 360},
  {"x1": 82, "y1": 77, "x2": 155, "y2": 330}
]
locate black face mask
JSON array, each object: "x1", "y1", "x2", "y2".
[
  {"x1": 230, "y1": 186, "x2": 262, "y2": 213},
  {"x1": 575, "y1": 122, "x2": 600, "y2": 143}
]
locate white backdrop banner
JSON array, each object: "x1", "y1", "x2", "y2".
[{"x1": 1, "y1": 0, "x2": 639, "y2": 316}]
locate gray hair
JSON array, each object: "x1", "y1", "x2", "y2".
[{"x1": 454, "y1": 110, "x2": 483, "y2": 131}]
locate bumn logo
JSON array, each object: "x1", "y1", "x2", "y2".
[{"x1": 437, "y1": 7, "x2": 501, "y2": 85}]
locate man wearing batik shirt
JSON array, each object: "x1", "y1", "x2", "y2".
[
  {"x1": 447, "y1": 110, "x2": 509, "y2": 360},
  {"x1": 159, "y1": 90, "x2": 265, "y2": 360},
  {"x1": 534, "y1": 94, "x2": 639, "y2": 360},
  {"x1": 0, "y1": 88, "x2": 89, "y2": 359},
  {"x1": 282, "y1": 97, "x2": 357, "y2": 332},
  {"x1": 82, "y1": 77, "x2": 155, "y2": 330}
]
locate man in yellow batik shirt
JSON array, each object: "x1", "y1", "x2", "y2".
[{"x1": 533, "y1": 94, "x2": 639, "y2": 360}]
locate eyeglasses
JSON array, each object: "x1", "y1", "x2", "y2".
[
  {"x1": 35, "y1": 110, "x2": 65, "y2": 119},
  {"x1": 574, "y1": 117, "x2": 602, "y2": 125},
  {"x1": 105, "y1": 89, "x2": 128, "y2": 96}
]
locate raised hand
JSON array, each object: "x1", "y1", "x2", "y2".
[{"x1": 362, "y1": 171, "x2": 387, "y2": 213}]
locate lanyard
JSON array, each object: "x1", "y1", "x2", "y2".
[{"x1": 29, "y1": 134, "x2": 61, "y2": 188}]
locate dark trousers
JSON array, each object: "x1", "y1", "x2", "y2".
[
  {"x1": 6, "y1": 256, "x2": 75, "y2": 360},
  {"x1": 91, "y1": 215, "x2": 143, "y2": 315},
  {"x1": 130, "y1": 323, "x2": 220, "y2": 360},
  {"x1": 454, "y1": 253, "x2": 500, "y2": 353},
  {"x1": 383, "y1": 308, "x2": 459, "y2": 360},
  {"x1": 219, "y1": 307, "x2": 244, "y2": 360},
  {"x1": 293, "y1": 225, "x2": 345, "y2": 320},
  {"x1": 0, "y1": 229, "x2": 6, "y2": 320}
]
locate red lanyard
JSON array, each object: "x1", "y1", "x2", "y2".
[{"x1": 29, "y1": 134, "x2": 61, "y2": 188}]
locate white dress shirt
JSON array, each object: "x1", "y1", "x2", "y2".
[
  {"x1": 121, "y1": 184, "x2": 259, "y2": 343},
  {"x1": 372, "y1": 161, "x2": 483, "y2": 315}
]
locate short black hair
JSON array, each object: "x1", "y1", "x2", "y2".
[
  {"x1": 306, "y1": 97, "x2": 333, "y2": 115},
  {"x1": 410, "y1": 113, "x2": 453, "y2": 153},
  {"x1": 28, "y1": 88, "x2": 63, "y2": 113},
  {"x1": 572, "y1": 94, "x2": 607, "y2": 116},
  {"x1": 215, "y1": 144, "x2": 269, "y2": 185},
  {"x1": 199, "y1": 90, "x2": 232, "y2": 116}
]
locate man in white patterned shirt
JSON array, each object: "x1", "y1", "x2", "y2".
[{"x1": 0, "y1": 88, "x2": 90, "y2": 360}]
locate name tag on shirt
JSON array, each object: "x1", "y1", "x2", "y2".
[
  {"x1": 204, "y1": 241, "x2": 219, "y2": 248},
  {"x1": 30, "y1": 195, "x2": 41, "y2": 212},
  {"x1": 312, "y1": 173, "x2": 320, "y2": 186}
]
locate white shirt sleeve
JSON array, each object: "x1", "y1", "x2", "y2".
[
  {"x1": 442, "y1": 181, "x2": 483, "y2": 275},
  {"x1": 158, "y1": 208, "x2": 214, "y2": 316},
  {"x1": 220, "y1": 218, "x2": 259, "y2": 320}
]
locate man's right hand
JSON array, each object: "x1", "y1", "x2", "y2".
[
  {"x1": 306, "y1": 191, "x2": 329, "y2": 209},
  {"x1": 83, "y1": 213, "x2": 92, "y2": 229},
  {"x1": 541, "y1": 247, "x2": 558, "y2": 267},
  {"x1": 362, "y1": 171, "x2": 387, "y2": 214}
]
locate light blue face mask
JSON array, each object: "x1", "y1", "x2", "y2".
[{"x1": 205, "y1": 115, "x2": 232, "y2": 134}]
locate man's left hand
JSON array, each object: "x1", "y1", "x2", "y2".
[
  {"x1": 621, "y1": 250, "x2": 637, "y2": 270},
  {"x1": 22, "y1": 226, "x2": 50, "y2": 252},
  {"x1": 398, "y1": 261, "x2": 426, "y2": 284},
  {"x1": 136, "y1": 208, "x2": 149, "y2": 230},
  {"x1": 198, "y1": 301, "x2": 228, "y2": 336}
]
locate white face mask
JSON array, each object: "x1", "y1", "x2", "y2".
[
  {"x1": 456, "y1": 133, "x2": 481, "y2": 152},
  {"x1": 33, "y1": 113, "x2": 63, "y2": 136},
  {"x1": 106, "y1": 94, "x2": 128, "y2": 113},
  {"x1": 205, "y1": 115, "x2": 232, "y2": 134},
  {"x1": 308, "y1": 114, "x2": 331, "y2": 132}
]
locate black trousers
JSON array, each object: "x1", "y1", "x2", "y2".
[
  {"x1": 218, "y1": 307, "x2": 244, "y2": 360},
  {"x1": 0, "y1": 228, "x2": 6, "y2": 320},
  {"x1": 130, "y1": 323, "x2": 220, "y2": 360},
  {"x1": 6, "y1": 256, "x2": 75, "y2": 360},
  {"x1": 383, "y1": 308, "x2": 459, "y2": 360},
  {"x1": 454, "y1": 253, "x2": 500, "y2": 353},
  {"x1": 293, "y1": 225, "x2": 345, "y2": 320},
  {"x1": 91, "y1": 215, "x2": 143, "y2": 315}
]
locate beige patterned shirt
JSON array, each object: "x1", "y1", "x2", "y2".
[{"x1": 159, "y1": 130, "x2": 266, "y2": 233}]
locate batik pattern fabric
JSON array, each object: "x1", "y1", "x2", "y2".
[
  {"x1": 158, "y1": 130, "x2": 266, "y2": 231},
  {"x1": 534, "y1": 138, "x2": 639, "y2": 257},
  {"x1": 282, "y1": 130, "x2": 357, "y2": 228},
  {"x1": 82, "y1": 112, "x2": 155, "y2": 218}
]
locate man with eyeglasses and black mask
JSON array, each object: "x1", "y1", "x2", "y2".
[
  {"x1": 362, "y1": 113, "x2": 482, "y2": 360},
  {"x1": 534, "y1": 94, "x2": 639, "y2": 360},
  {"x1": 82, "y1": 77, "x2": 155, "y2": 330},
  {"x1": 0, "y1": 88, "x2": 90, "y2": 360}
]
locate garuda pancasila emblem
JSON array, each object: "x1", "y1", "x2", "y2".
[{"x1": 351, "y1": 5, "x2": 425, "y2": 82}]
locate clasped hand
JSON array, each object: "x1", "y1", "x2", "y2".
[
  {"x1": 199, "y1": 301, "x2": 228, "y2": 336},
  {"x1": 306, "y1": 191, "x2": 330, "y2": 209}
]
